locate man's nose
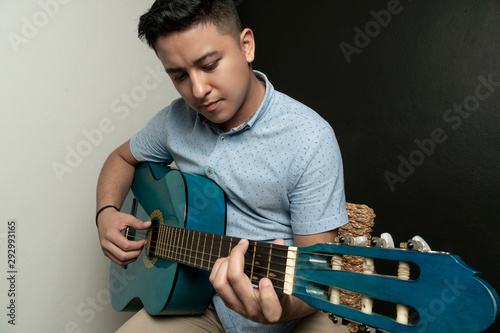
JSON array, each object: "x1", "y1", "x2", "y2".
[{"x1": 191, "y1": 72, "x2": 211, "y2": 100}]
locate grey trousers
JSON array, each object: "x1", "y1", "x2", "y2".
[{"x1": 116, "y1": 305, "x2": 349, "y2": 333}]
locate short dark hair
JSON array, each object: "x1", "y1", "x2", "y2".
[{"x1": 138, "y1": 0, "x2": 242, "y2": 51}]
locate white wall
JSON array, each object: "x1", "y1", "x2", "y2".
[{"x1": 0, "y1": 1, "x2": 178, "y2": 332}]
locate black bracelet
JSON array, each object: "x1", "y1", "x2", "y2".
[{"x1": 95, "y1": 205, "x2": 119, "y2": 226}]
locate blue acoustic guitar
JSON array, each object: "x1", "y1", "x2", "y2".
[{"x1": 109, "y1": 162, "x2": 499, "y2": 332}]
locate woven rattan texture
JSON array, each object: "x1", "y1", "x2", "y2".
[{"x1": 338, "y1": 203, "x2": 376, "y2": 332}]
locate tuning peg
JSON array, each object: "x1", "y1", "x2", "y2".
[
  {"x1": 404, "y1": 235, "x2": 431, "y2": 252},
  {"x1": 370, "y1": 233, "x2": 394, "y2": 248},
  {"x1": 338, "y1": 235, "x2": 354, "y2": 245},
  {"x1": 412, "y1": 236, "x2": 431, "y2": 251},
  {"x1": 354, "y1": 236, "x2": 368, "y2": 245},
  {"x1": 339, "y1": 235, "x2": 369, "y2": 246},
  {"x1": 381, "y1": 233, "x2": 395, "y2": 248}
]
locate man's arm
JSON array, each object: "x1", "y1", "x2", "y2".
[
  {"x1": 209, "y1": 229, "x2": 338, "y2": 324},
  {"x1": 96, "y1": 140, "x2": 151, "y2": 265}
]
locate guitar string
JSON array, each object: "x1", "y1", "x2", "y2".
[
  {"x1": 119, "y1": 229, "x2": 389, "y2": 296},
  {"x1": 116, "y1": 230, "x2": 409, "y2": 319},
  {"x1": 122, "y1": 229, "x2": 358, "y2": 276},
  {"x1": 124, "y1": 230, "x2": 336, "y2": 271},
  {"x1": 141, "y1": 247, "x2": 409, "y2": 318}
]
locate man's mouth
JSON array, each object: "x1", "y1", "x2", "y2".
[{"x1": 201, "y1": 99, "x2": 221, "y2": 112}]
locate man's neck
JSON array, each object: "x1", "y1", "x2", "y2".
[{"x1": 220, "y1": 70, "x2": 266, "y2": 132}]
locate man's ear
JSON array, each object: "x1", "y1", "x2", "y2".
[{"x1": 240, "y1": 28, "x2": 256, "y2": 63}]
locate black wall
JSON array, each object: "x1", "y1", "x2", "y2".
[{"x1": 238, "y1": 1, "x2": 499, "y2": 331}]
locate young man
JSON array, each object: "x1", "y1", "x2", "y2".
[{"x1": 96, "y1": 0, "x2": 349, "y2": 332}]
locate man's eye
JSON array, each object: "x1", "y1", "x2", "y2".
[
  {"x1": 173, "y1": 73, "x2": 187, "y2": 82},
  {"x1": 204, "y1": 60, "x2": 219, "y2": 71}
]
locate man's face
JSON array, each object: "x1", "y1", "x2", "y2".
[{"x1": 156, "y1": 23, "x2": 258, "y2": 131}]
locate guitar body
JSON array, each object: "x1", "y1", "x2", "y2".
[{"x1": 109, "y1": 163, "x2": 226, "y2": 315}]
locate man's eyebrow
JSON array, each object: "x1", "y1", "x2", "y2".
[
  {"x1": 194, "y1": 51, "x2": 219, "y2": 64},
  {"x1": 165, "y1": 51, "x2": 219, "y2": 74}
]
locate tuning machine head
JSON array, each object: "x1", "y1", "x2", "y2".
[
  {"x1": 371, "y1": 233, "x2": 395, "y2": 248},
  {"x1": 400, "y1": 235, "x2": 432, "y2": 252},
  {"x1": 338, "y1": 235, "x2": 369, "y2": 246}
]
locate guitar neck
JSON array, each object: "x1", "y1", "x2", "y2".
[{"x1": 147, "y1": 224, "x2": 292, "y2": 292}]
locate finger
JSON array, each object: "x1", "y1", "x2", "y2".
[
  {"x1": 101, "y1": 222, "x2": 147, "y2": 259},
  {"x1": 258, "y1": 278, "x2": 282, "y2": 323},
  {"x1": 102, "y1": 241, "x2": 143, "y2": 266},
  {"x1": 111, "y1": 215, "x2": 151, "y2": 249},
  {"x1": 226, "y1": 239, "x2": 262, "y2": 313},
  {"x1": 111, "y1": 227, "x2": 147, "y2": 252},
  {"x1": 226, "y1": 239, "x2": 251, "y2": 288},
  {"x1": 209, "y1": 256, "x2": 229, "y2": 284},
  {"x1": 106, "y1": 250, "x2": 140, "y2": 266},
  {"x1": 210, "y1": 257, "x2": 242, "y2": 309},
  {"x1": 125, "y1": 218, "x2": 151, "y2": 231},
  {"x1": 272, "y1": 238, "x2": 286, "y2": 246}
]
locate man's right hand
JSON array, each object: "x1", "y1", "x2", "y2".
[{"x1": 97, "y1": 208, "x2": 152, "y2": 266}]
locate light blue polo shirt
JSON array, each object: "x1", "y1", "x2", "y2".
[{"x1": 130, "y1": 71, "x2": 348, "y2": 332}]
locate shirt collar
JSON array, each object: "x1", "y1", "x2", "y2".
[{"x1": 237, "y1": 70, "x2": 274, "y2": 131}]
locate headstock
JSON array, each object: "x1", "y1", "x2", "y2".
[{"x1": 292, "y1": 234, "x2": 499, "y2": 333}]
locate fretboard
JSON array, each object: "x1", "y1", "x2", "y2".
[{"x1": 147, "y1": 224, "x2": 290, "y2": 291}]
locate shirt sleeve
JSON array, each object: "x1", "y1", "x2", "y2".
[
  {"x1": 129, "y1": 106, "x2": 174, "y2": 164},
  {"x1": 288, "y1": 124, "x2": 348, "y2": 235}
]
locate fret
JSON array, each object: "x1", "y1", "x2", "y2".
[
  {"x1": 182, "y1": 228, "x2": 187, "y2": 263},
  {"x1": 251, "y1": 241, "x2": 257, "y2": 282},
  {"x1": 149, "y1": 226, "x2": 290, "y2": 294},
  {"x1": 209, "y1": 234, "x2": 215, "y2": 270},
  {"x1": 176, "y1": 228, "x2": 181, "y2": 261},
  {"x1": 170, "y1": 228, "x2": 177, "y2": 261},
  {"x1": 201, "y1": 232, "x2": 207, "y2": 270},
  {"x1": 186, "y1": 229, "x2": 190, "y2": 264},
  {"x1": 161, "y1": 225, "x2": 168, "y2": 257},
  {"x1": 181, "y1": 229, "x2": 186, "y2": 263},
  {"x1": 267, "y1": 244, "x2": 273, "y2": 279},
  {"x1": 148, "y1": 225, "x2": 288, "y2": 292},
  {"x1": 184, "y1": 229, "x2": 190, "y2": 264},
  {"x1": 195, "y1": 230, "x2": 201, "y2": 268},
  {"x1": 181, "y1": 228, "x2": 187, "y2": 263},
  {"x1": 190, "y1": 229, "x2": 195, "y2": 267},
  {"x1": 156, "y1": 224, "x2": 167, "y2": 257},
  {"x1": 218, "y1": 235, "x2": 223, "y2": 259},
  {"x1": 241, "y1": 241, "x2": 289, "y2": 291},
  {"x1": 173, "y1": 227, "x2": 178, "y2": 260},
  {"x1": 171, "y1": 227, "x2": 176, "y2": 261},
  {"x1": 244, "y1": 243, "x2": 262, "y2": 283},
  {"x1": 163, "y1": 225, "x2": 169, "y2": 258},
  {"x1": 170, "y1": 226, "x2": 176, "y2": 260},
  {"x1": 166, "y1": 226, "x2": 172, "y2": 260}
]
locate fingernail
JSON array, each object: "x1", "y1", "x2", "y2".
[{"x1": 261, "y1": 278, "x2": 271, "y2": 287}]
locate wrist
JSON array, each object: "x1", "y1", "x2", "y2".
[
  {"x1": 278, "y1": 295, "x2": 316, "y2": 323},
  {"x1": 95, "y1": 205, "x2": 119, "y2": 227}
]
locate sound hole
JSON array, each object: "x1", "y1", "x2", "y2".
[{"x1": 146, "y1": 218, "x2": 160, "y2": 258}]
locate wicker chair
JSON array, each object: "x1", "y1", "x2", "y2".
[{"x1": 337, "y1": 203, "x2": 376, "y2": 332}]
